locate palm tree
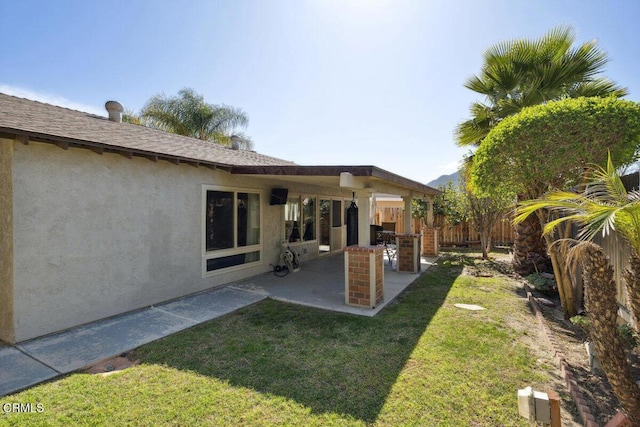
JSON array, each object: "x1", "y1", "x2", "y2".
[
  {"x1": 457, "y1": 25, "x2": 627, "y2": 147},
  {"x1": 517, "y1": 154, "x2": 640, "y2": 326},
  {"x1": 515, "y1": 155, "x2": 640, "y2": 423},
  {"x1": 457, "y1": 25, "x2": 628, "y2": 276},
  {"x1": 140, "y1": 88, "x2": 250, "y2": 146}
]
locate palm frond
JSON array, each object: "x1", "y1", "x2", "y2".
[{"x1": 140, "y1": 88, "x2": 252, "y2": 145}]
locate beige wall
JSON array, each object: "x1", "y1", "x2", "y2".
[
  {"x1": 10, "y1": 141, "x2": 351, "y2": 342},
  {"x1": 0, "y1": 138, "x2": 14, "y2": 343}
]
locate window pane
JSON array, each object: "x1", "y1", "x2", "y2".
[
  {"x1": 285, "y1": 197, "x2": 301, "y2": 242},
  {"x1": 238, "y1": 192, "x2": 260, "y2": 247},
  {"x1": 302, "y1": 196, "x2": 316, "y2": 241},
  {"x1": 206, "y1": 251, "x2": 260, "y2": 272},
  {"x1": 332, "y1": 200, "x2": 342, "y2": 227},
  {"x1": 319, "y1": 200, "x2": 331, "y2": 247},
  {"x1": 206, "y1": 190, "x2": 234, "y2": 251}
]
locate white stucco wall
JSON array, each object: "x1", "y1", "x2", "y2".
[{"x1": 11, "y1": 142, "x2": 351, "y2": 341}]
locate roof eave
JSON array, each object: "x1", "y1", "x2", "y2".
[
  {"x1": 230, "y1": 165, "x2": 441, "y2": 196},
  {"x1": 0, "y1": 128, "x2": 234, "y2": 171}
]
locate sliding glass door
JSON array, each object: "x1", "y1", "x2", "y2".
[{"x1": 319, "y1": 199, "x2": 343, "y2": 254}]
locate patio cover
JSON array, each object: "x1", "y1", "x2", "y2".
[
  {"x1": 230, "y1": 165, "x2": 440, "y2": 198},
  {"x1": 231, "y1": 165, "x2": 440, "y2": 244}
]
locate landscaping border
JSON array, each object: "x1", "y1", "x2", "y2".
[{"x1": 524, "y1": 282, "x2": 599, "y2": 427}]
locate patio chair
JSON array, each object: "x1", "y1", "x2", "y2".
[
  {"x1": 371, "y1": 224, "x2": 384, "y2": 245},
  {"x1": 380, "y1": 222, "x2": 397, "y2": 268},
  {"x1": 381, "y1": 222, "x2": 396, "y2": 244}
]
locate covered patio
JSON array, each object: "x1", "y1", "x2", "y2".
[
  {"x1": 229, "y1": 252, "x2": 438, "y2": 316},
  {"x1": 231, "y1": 164, "x2": 441, "y2": 310}
]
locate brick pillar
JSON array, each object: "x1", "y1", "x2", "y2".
[
  {"x1": 422, "y1": 227, "x2": 439, "y2": 257},
  {"x1": 344, "y1": 246, "x2": 384, "y2": 308},
  {"x1": 396, "y1": 234, "x2": 421, "y2": 273}
]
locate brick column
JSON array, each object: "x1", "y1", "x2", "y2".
[
  {"x1": 344, "y1": 246, "x2": 384, "y2": 308},
  {"x1": 396, "y1": 234, "x2": 421, "y2": 273},
  {"x1": 422, "y1": 227, "x2": 439, "y2": 257}
]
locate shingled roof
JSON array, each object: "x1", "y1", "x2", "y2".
[
  {"x1": 0, "y1": 93, "x2": 296, "y2": 168},
  {"x1": 0, "y1": 93, "x2": 440, "y2": 196}
]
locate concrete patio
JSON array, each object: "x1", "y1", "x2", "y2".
[
  {"x1": 230, "y1": 252, "x2": 438, "y2": 316},
  {"x1": 0, "y1": 252, "x2": 436, "y2": 397}
]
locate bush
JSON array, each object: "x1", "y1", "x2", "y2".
[{"x1": 526, "y1": 273, "x2": 556, "y2": 294}]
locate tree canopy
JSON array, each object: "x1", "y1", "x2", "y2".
[
  {"x1": 456, "y1": 26, "x2": 627, "y2": 147},
  {"x1": 471, "y1": 97, "x2": 640, "y2": 199},
  {"x1": 431, "y1": 181, "x2": 468, "y2": 225},
  {"x1": 140, "y1": 88, "x2": 252, "y2": 148}
]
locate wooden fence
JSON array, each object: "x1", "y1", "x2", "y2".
[
  {"x1": 373, "y1": 207, "x2": 515, "y2": 246},
  {"x1": 374, "y1": 207, "x2": 412, "y2": 234},
  {"x1": 436, "y1": 217, "x2": 515, "y2": 247}
]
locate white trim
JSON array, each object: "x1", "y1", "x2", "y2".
[
  {"x1": 344, "y1": 251, "x2": 349, "y2": 305},
  {"x1": 369, "y1": 252, "x2": 376, "y2": 308},
  {"x1": 319, "y1": 197, "x2": 344, "y2": 255}
]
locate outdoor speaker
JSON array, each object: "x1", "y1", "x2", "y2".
[{"x1": 270, "y1": 188, "x2": 289, "y2": 205}]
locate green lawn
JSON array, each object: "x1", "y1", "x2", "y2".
[{"x1": 1, "y1": 253, "x2": 550, "y2": 426}]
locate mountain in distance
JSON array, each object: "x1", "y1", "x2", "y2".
[{"x1": 427, "y1": 170, "x2": 460, "y2": 188}]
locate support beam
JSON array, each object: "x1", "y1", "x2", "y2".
[
  {"x1": 90, "y1": 146, "x2": 104, "y2": 155},
  {"x1": 15, "y1": 135, "x2": 29, "y2": 145},
  {"x1": 146, "y1": 155, "x2": 158, "y2": 162},
  {"x1": 426, "y1": 195, "x2": 434, "y2": 227},
  {"x1": 357, "y1": 191, "x2": 372, "y2": 246},
  {"x1": 402, "y1": 196, "x2": 413, "y2": 234},
  {"x1": 119, "y1": 151, "x2": 133, "y2": 159},
  {"x1": 54, "y1": 141, "x2": 69, "y2": 150}
]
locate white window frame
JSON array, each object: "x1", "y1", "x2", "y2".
[{"x1": 202, "y1": 185, "x2": 263, "y2": 276}]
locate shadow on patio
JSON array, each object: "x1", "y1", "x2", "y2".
[
  {"x1": 133, "y1": 256, "x2": 461, "y2": 423},
  {"x1": 229, "y1": 252, "x2": 439, "y2": 317}
]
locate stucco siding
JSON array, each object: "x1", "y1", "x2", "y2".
[
  {"x1": 11, "y1": 142, "x2": 280, "y2": 341},
  {"x1": 0, "y1": 138, "x2": 15, "y2": 343}
]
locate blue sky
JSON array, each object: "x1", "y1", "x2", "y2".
[{"x1": 2, "y1": 0, "x2": 639, "y2": 184}]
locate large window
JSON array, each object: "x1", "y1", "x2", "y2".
[
  {"x1": 203, "y1": 186, "x2": 261, "y2": 274},
  {"x1": 285, "y1": 195, "x2": 316, "y2": 243}
]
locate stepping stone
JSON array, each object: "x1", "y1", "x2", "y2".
[
  {"x1": 537, "y1": 297, "x2": 556, "y2": 307},
  {"x1": 454, "y1": 303, "x2": 486, "y2": 311}
]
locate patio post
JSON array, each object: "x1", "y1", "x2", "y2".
[
  {"x1": 402, "y1": 195, "x2": 413, "y2": 234},
  {"x1": 422, "y1": 227, "x2": 439, "y2": 257},
  {"x1": 356, "y1": 191, "x2": 372, "y2": 247},
  {"x1": 344, "y1": 246, "x2": 384, "y2": 308},
  {"x1": 396, "y1": 233, "x2": 421, "y2": 273}
]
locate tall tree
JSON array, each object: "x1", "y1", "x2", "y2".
[
  {"x1": 472, "y1": 97, "x2": 640, "y2": 317},
  {"x1": 140, "y1": 88, "x2": 251, "y2": 147},
  {"x1": 456, "y1": 26, "x2": 628, "y2": 275}
]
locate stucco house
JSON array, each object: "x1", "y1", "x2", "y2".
[{"x1": 0, "y1": 93, "x2": 438, "y2": 344}]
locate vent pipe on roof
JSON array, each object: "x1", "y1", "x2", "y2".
[
  {"x1": 105, "y1": 101, "x2": 124, "y2": 123},
  {"x1": 230, "y1": 135, "x2": 240, "y2": 150}
]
